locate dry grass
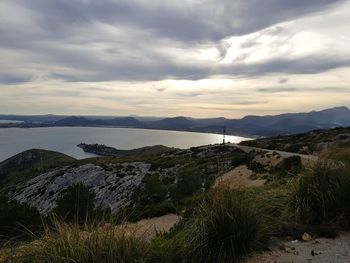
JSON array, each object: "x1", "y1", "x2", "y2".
[{"x1": 1, "y1": 220, "x2": 149, "y2": 263}]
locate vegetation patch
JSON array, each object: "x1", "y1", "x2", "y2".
[
  {"x1": 1, "y1": 222, "x2": 148, "y2": 263},
  {"x1": 291, "y1": 161, "x2": 350, "y2": 228},
  {"x1": 53, "y1": 183, "x2": 109, "y2": 224},
  {"x1": 0, "y1": 195, "x2": 42, "y2": 242},
  {"x1": 240, "y1": 126, "x2": 350, "y2": 154},
  {"x1": 2, "y1": 140, "x2": 350, "y2": 262}
]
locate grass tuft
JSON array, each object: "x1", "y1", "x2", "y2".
[
  {"x1": 163, "y1": 188, "x2": 268, "y2": 263},
  {"x1": 291, "y1": 160, "x2": 350, "y2": 228},
  {"x1": 2, "y1": 220, "x2": 149, "y2": 263}
]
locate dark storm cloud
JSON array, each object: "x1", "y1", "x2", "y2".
[
  {"x1": 48, "y1": 61, "x2": 212, "y2": 82},
  {"x1": 256, "y1": 87, "x2": 350, "y2": 93},
  {"x1": 0, "y1": 0, "x2": 347, "y2": 83},
  {"x1": 278, "y1": 78, "x2": 289, "y2": 84},
  {"x1": 17, "y1": 0, "x2": 344, "y2": 42},
  {"x1": 257, "y1": 87, "x2": 299, "y2": 93},
  {"x1": 220, "y1": 54, "x2": 350, "y2": 77},
  {"x1": 47, "y1": 53, "x2": 350, "y2": 82},
  {"x1": 0, "y1": 74, "x2": 32, "y2": 84}
]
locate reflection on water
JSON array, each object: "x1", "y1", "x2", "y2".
[
  {"x1": 0, "y1": 120, "x2": 24, "y2": 124},
  {"x1": 0, "y1": 127, "x2": 251, "y2": 161}
]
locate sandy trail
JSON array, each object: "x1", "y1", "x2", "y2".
[
  {"x1": 118, "y1": 214, "x2": 181, "y2": 240},
  {"x1": 229, "y1": 143, "x2": 318, "y2": 165},
  {"x1": 214, "y1": 165, "x2": 266, "y2": 189},
  {"x1": 248, "y1": 233, "x2": 350, "y2": 263}
]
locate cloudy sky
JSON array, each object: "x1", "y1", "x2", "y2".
[{"x1": 1, "y1": 0, "x2": 350, "y2": 118}]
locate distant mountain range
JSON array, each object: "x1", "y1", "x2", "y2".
[{"x1": 1, "y1": 106, "x2": 350, "y2": 137}]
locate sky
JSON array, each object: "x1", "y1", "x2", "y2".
[{"x1": 1, "y1": 0, "x2": 350, "y2": 118}]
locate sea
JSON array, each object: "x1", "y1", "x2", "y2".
[{"x1": 0, "y1": 126, "x2": 251, "y2": 161}]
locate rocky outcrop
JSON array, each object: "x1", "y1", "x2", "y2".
[
  {"x1": 5, "y1": 143, "x2": 309, "y2": 217},
  {"x1": 11, "y1": 162, "x2": 151, "y2": 214}
]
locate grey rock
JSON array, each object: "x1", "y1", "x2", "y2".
[{"x1": 10, "y1": 162, "x2": 151, "y2": 214}]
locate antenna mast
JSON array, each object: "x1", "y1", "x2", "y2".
[{"x1": 223, "y1": 127, "x2": 226, "y2": 144}]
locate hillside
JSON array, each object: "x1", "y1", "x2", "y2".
[
  {"x1": 3, "y1": 106, "x2": 350, "y2": 137},
  {"x1": 108, "y1": 117, "x2": 144, "y2": 127},
  {"x1": 0, "y1": 149, "x2": 75, "y2": 190},
  {"x1": 54, "y1": 116, "x2": 108, "y2": 126},
  {"x1": 1, "y1": 134, "x2": 350, "y2": 262},
  {"x1": 53, "y1": 107, "x2": 350, "y2": 136},
  {"x1": 240, "y1": 126, "x2": 350, "y2": 154},
  {"x1": 146, "y1": 116, "x2": 196, "y2": 130},
  {"x1": 1, "y1": 144, "x2": 302, "y2": 217},
  {"x1": 230, "y1": 106, "x2": 350, "y2": 136}
]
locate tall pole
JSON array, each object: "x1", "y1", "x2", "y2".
[{"x1": 223, "y1": 127, "x2": 226, "y2": 144}]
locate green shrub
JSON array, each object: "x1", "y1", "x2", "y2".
[
  {"x1": 170, "y1": 168, "x2": 202, "y2": 200},
  {"x1": 166, "y1": 188, "x2": 267, "y2": 263},
  {"x1": 291, "y1": 161, "x2": 350, "y2": 228},
  {"x1": 247, "y1": 161, "x2": 266, "y2": 174},
  {"x1": 230, "y1": 153, "x2": 252, "y2": 167},
  {"x1": 253, "y1": 185, "x2": 291, "y2": 231},
  {"x1": 52, "y1": 183, "x2": 98, "y2": 224},
  {"x1": 127, "y1": 201, "x2": 177, "y2": 222},
  {"x1": 0, "y1": 195, "x2": 42, "y2": 241},
  {"x1": 285, "y1": 144, "x2": 301, "y2": 153},
  {"x1": 141, "y1": 174, "x2": 168, "y2": 203},
  {"x1": 275, "y1": 156, "x2": 302, "y2": 173}
]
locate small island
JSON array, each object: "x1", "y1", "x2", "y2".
[
  {"x1": 77, "y1": 143, "x2": 174, "y2": 157},
  {"x1": 77, "y1": 143, "x2": 121, "y2": 156}
]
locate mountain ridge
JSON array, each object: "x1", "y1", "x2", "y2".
[{"x1": 1, "y1": 106, "x2": 349, "y2": 137}]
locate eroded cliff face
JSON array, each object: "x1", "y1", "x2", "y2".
[{"x1": 10, "y1": 162, "x2": 151, "y2": 214}]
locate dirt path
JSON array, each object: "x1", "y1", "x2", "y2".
[
  {"x1": 247, "y1": 233, "x2": 350, "y2": 263},
  {"x1": 214, "y1": 165, "x2": 266, "y2": 189},
  {"x1": 229, "y1": 143, "x2": 318, "y2": 165},
  {"x1": 118, "y1": 214, "x2": 181, "y2": 240}
]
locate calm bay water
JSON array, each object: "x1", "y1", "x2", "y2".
[{"x1": 0, "y1": 127, "x2": 251, "y2": 161}]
